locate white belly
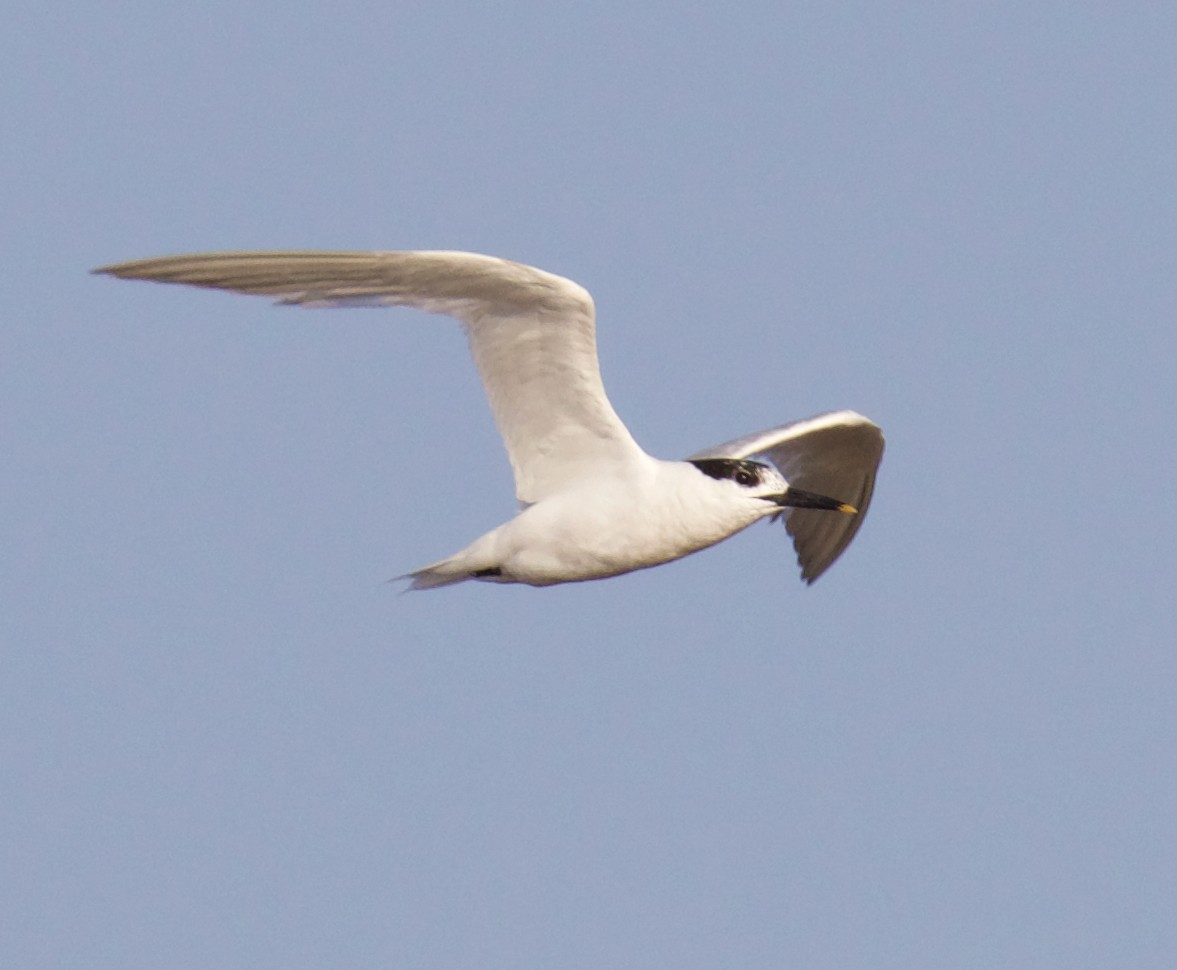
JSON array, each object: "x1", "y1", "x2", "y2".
[{"x1": 494, "y1": 483, "x2": 760, "y2": 585}]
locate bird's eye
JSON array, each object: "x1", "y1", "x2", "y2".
[{"x1": 735, "y1": 468, "x2": 757, "y2": 487}]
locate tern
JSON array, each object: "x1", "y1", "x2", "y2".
[{"x1": 94, "y1": 251, "x2": 884, "y2": 589}]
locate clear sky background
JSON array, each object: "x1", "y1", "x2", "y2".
[{"x1": 5, "y1": 2, "x2": 1176, "y2": 967}]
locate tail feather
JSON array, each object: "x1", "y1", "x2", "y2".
[
  {"x1": 399, "y1": 558, "x2": 475, "y2": 591},
  {"x1": 399, "y1": 556, "x2": 509, "y2": 590},
  {"x1": 396, "y1": 531, "x2": 507, "y2": 590}
]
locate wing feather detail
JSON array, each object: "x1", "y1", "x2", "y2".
[{"x1": 94, "y1": 251, "x2": 647, "y2": 504}]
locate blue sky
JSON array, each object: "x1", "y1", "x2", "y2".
[{"x1": 5, "y1": 2, "x2": 1176, "y2": 967}]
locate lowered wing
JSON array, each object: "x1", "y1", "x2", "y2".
[{"x1": 692, "y1": 410, "x2": 884, "y2": 583}]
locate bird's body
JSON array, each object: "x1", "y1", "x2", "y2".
[
  {"x1": 411, "y1": 457, "x2": 783, "y2": 588},
  {"x1": 94, "y1": 250, "x2": 884, "y2": 588}
]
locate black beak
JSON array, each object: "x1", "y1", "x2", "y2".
[{"x1": 773, "y1": 487, "x2": 857, "y2": 515}]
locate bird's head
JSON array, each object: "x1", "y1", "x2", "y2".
[{"x1": 687, "y1": 458, "x2": 857, "y2": 518}]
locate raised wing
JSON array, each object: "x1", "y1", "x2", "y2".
[
  {"x1": 94, "y1": 251, "x2": 647, "y2": 504},
  {"x1": 691, "y1": 410, "x2": 884, "y2": 583}
]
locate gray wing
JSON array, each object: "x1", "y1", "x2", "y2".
[
  {"x1": 692, "y1": 410, "x2": 884, "y2": 583},
  {"x1": 94, "y1": 251, "x2": 647, "y2": 504}
]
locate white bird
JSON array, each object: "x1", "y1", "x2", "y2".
[{"x1": 94, "y1": 251, "x2": 884, "y2": 589}]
